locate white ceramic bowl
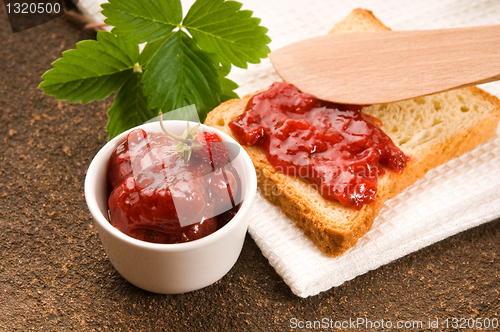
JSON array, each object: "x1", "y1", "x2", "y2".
[{"x1": 84, "y1": 121, "x2": 257, "y2": 294}]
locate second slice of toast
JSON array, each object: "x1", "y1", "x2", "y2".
[{"x1": 205, "y1": 9, "x2": 500, "y2": 256}]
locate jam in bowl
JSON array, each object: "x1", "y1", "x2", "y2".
[
  {"x1": 107, "y1": 127, "x2": 242, "y2": 244},
  {"x1": 85, "y1": 121, "x2": 257, "y2": 294}
]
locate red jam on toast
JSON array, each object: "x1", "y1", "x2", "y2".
[{"x1": 229, "y1": 82, "x2": 407, "y2": 209}]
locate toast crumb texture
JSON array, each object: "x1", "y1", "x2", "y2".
[{"x1": 205, "y1": 9, "x2": 500, "y2": 256}]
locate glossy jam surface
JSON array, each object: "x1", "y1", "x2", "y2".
[
  {"x1": 107, "y1": 129, "x2": 240, "y2": 244},
  {"x1": 229, "y1": 82, "x2": 407, "y2": 209}
]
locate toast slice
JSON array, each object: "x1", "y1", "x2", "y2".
[{"x1": 205, "y1": 9, "x2": 500, "y2": 256}]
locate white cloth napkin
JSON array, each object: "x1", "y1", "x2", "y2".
[{"x1": 77, "y1": 0, "x2": 500, "y2": 297}]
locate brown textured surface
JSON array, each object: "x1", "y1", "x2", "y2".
[{"x1": 0, "y1": 4, "x2": 499, "y2": 331}]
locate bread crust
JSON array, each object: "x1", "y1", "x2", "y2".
[
  {"x1": 204, "y1": 9, "x2": 500, "y2": 256},
  {"x1": 328, "y1": 8, "x2": 390, "y2": 34}
]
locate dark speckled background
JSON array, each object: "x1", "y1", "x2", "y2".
[{"x1": 0, "y1": 3, "x2": 499, "y2": 331}]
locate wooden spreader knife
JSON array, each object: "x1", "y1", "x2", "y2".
[{"x1": 269, "y1": 25, "x2": 500, "y2": 105}]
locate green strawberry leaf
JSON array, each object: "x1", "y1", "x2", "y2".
[
  {"x1": 183, "y1": 0, "x2": 271, "y2": 68},
  {"x1": 217, "y1": 63, "x2": 238, "y2": 98},
  {"x1": 217, "y1": 61, "x2": 232, "y2": 77},
  {"x1": 138, "y1": 34, "x2": 171, "y2": 67},
  {"x1": 219, "y1": 76, "x2": 239, "y2": 102},
  {"x1": 39, "y1": 31, "x2": 139, "y2": 104},
  {"x1": 107, "y1": 71, "x2": 156, "y2": 140},
  {"x1": 40, "y1": 0, "x2": 271, "y2": 139},
  {"x1": 102, "y1": 0, "x2": 182, "y2": 44},
  {"x1": 142, "y1": 30, "x2": 221, "y2": 121}
]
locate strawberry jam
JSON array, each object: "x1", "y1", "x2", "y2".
[
  {"x1": 107, "y1": 129, "x2": 240, "y2": 244},
  {"x1": 229, "y1": 82, "x2": 407, "y2": 209}
]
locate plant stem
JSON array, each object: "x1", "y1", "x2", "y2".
[{"x1": 158, "y1": 112, "x2": 189, "y2": 143}]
